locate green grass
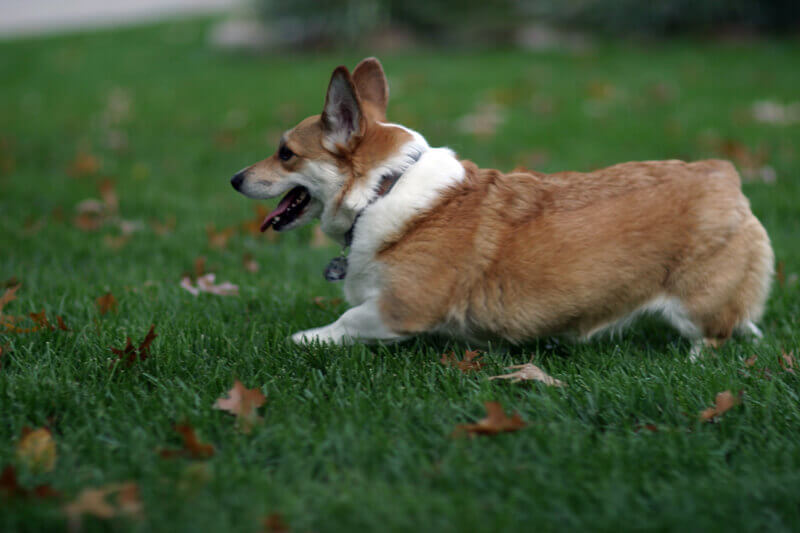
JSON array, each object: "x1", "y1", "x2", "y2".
[{"x1": 2, "y1": 19, "x2": 800, "y2": 532}]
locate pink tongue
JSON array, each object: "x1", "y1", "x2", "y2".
[{"x1": 260, "y1": 189, "x2": 300, "y2": 232}]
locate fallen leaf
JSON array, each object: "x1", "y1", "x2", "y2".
[
  {"x1": 453, "y1": 402, "x2": 526, "y2": 436},
  {"x1": 63, "y1": 482, "x2": 142, "y2": 525},
  {"x1": 103, "y1": 234, "x2": 131, "y2": 250},
  {"x1": 312, "y1": 296, "x2": 343, "y2": 309},
  {"x1": 150, "y1": 216, "x2": 176, "y2": 236},
  {"x1": 699, "y1": 390, "x2": 742, "y2": 421},
  {"x1": 181, "y1": 274, "x2": 239, "y2": 297},
  {"x1": 263, "y1": 513, "x2": 290, "y2": 533},
  {"x1": 779, "y1": 351, "x2": 796, "y2": 374},
  {"x1": 776, "y1": 260, "x2": 785, "y2": 287},
  {"x1": 67, "y1": 151, "x2": 99, "y2": 178},
  {"x1": 96, "y1": 292, "x2": 118, "y2": 315},
  {"x1": 206, "y1": 224, "x2": 235, "y2": 250},
  {"x1": 194, "y1": 256, "x2": 206, "y2": 279},
  {"x1": 1, "y1": 277, "x2": 19, "y2": 288},
  {"x1": 29, "y1": 310, "x2": 54, "y2": 331},
  {"x1": 73, "y1": 212, "x2": 105, "y2": 232},
  {"x1": 488, "y1": 363, "x2": 566, "y2": 386},
  {"x1": 16, "y1": 427, "x2": 56, "y2": 473},
  {"x1": 214, "y1": 380, "x2": 266, "y2": 433},
  {"x1": 440, "y1": 350, "x2": 485, "y2": 373},
  {"x1": 110, "y1": 325, "x2": 156, "y2": 368},
  {"x1": 243, "y1": 253, "x2": 259, "y2": 273},
  {"x1": 159, "y1": 424, "x2": 215, "y2": 459},
  {"x1": 0, "y1": 465, "x2": 60, "y2": 499},
  {"x1": 744, "y1": 354, "x2": 758, "y2": 367},
  {"x1": 0, "y1": 283, "x2": 20, "y2": 315},
  {"x1": 242, "y1": 206, "x2": 276, "y2": 239},
  {"x1": 98, "y1": 179, "x2": 118, "y2": 214}
]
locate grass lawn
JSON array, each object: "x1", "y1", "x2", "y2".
[{"x1": 2, "y1": 19, "x2": 800, "y2": 532}]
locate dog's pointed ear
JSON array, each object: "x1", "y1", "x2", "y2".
[
  {"x1": 352, "y1": 57, "x2": 388, "y2": 121},
  {"x1": 321, "y1": 66, "x2": 365, "y2": 154}
]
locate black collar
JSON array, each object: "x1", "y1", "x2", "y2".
[{"x1": 343, "y1": 150, "x2": 424, "y2": 247}]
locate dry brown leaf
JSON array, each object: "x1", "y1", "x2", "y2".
[
  {"x1": 67, "y1": 151, "x2": 99, "y2": 178},
  {"x1": 0, "y1": 283, "x2": 20, "y2": 315},
  {"x1": 488, "y1": 363, "x2": 566, "y2": 386},
  {"x1": 263, "y1": 513, "x2": 290, "y2": 533},
  {"x1": 98, "y1": 179, "x2": 118, "y2": 214},
  {"x1": 96, "y1": 292, "x2": 118, "y2": 315},
  {"x1": 16, "y1": 427, "x2": 56, "y2": 473},
  {"x1": 312, "y1": 296, "x2": 343, "y2": 309},
  {"x1": 699, "y1": 390, "x2": 742, "y2": 421},
  {"x1": 181, "y1": 274, "x2": 239, "y2": 297},
  {"x1": 744, "y1": 354, "x2": 758, "y2": 367},
  {"x1": 150, "y1": 215, "x2": 176, "y2": 236},
  {"x1": 63, "y1": 482, "x2": 142, "y2": 524},
  {"x1": 243, "y1": 253, "x2": 259, "y2": 273},
  {"x1": 0, "y1": 465, "x2": 60, "y2": 499},
  {"x1": 29, "y1": 310, "x2": 54, "y2": 331},
  {"x1": 776, "y1": 260, "x2": 785, "y2": 288},
  {"x1": 214, "y1": 380, "x2": 266, "y2": 433},
  {"x1": 779, "y1": 351, "x2": 796, "y2": 374},
  {"x1": 73, "y1": 212, "x2": 105, "y2": 232},
  {"x1": 206, "y1": 224, "x2": 235, "y2": 250},
  {"x1": 159, "y1": 424, "x2": 215, "y2": 459},
  {"x1": 440, "y1": 350, "x2": 485, "y2": 373},
  {"x1": 1, "y1": 277, "x2": 19, "y2": 288},
  {"x1": 103, "y1": 234, "x2": 131, "y2": 250},
  {"x1": 194, "y1": 256, "x2": 206, "y2": 279},
  {"x1": 110, "y1": 325, "x2": 156, "y2": 368},
  {"x1": 454, "y1": 402, "x2": 526, "y2": 436}
]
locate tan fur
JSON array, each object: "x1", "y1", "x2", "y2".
[{"x1": 377, "y1": 159, "x2": 773, "y2": 345}]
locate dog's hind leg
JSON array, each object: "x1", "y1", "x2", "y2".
[{"x1": 290, "y1": 299, "x2": 406, "y2": 345}]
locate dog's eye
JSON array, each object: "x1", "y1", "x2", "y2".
[{"x1": 278, "y1": 145, "x2": 294, "y2": 161}]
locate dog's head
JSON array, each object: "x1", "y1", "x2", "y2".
[{"x1": 230, "y1": 57, "x2": 427, "y2": 243}]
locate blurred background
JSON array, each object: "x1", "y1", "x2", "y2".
[{"x1": 1, "y1": 0, "x2": 798, "y2": 273}]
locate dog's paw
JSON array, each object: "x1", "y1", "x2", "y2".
[{"x1": 290, "y1": 328, "x2": 337, "y2": 345}]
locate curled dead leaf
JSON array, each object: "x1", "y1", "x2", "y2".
[
  {"x1": 312, "y1": 296, "x2": 343, "y2": 309},
  {"x1": 67, "y1": 151, "x2": 99, "y2": 178},
  {"x1": 744, "y1": 354, "x2": 758, "y2": 367},
  {"x1": 63, "y1": 482, "x2": 142, "y2": 525},
  {"x1": 699, "y1": 390, "x2": 742, "y2": 422},
  {"x1": 16, "y1": 427, "x2": 56, "y2": 473},
  {"x1": 779, "y1": 351, "x2": 796, "y2": 374},
  {"x1": 263, "y1": 513, "x2": 290, "y2": 533},
  {"x1": 159, "y1": 424, "x2": 215, "y2": 459},
  {"x1": 453, "y1": 402, "x2": 526, "y2": 437},
  {"x1": 206, "y1": 224, "x2": 235, "y2": 250},
  {"x1": 489, "y1": 363, "x2": 565, "y2": 386},
  {"x1": 96, "y1": 292, "x2": 118, "y2": 315},
  {"x1": 440, "y1": 349, "x2": 484, "y2": 373},
  {"x1": 110, "y1": 325, "x2": 156, "y2": 369}
]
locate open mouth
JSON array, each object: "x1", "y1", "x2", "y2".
[{"x1": 260, "y1": 186, "x2": 312, "y2": 232}]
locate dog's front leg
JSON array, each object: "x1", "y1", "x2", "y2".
[{"x1": 290, "y1": 299, "x2": 405, "y2": 345}]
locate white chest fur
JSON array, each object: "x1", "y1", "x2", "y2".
[{"x1": 343, "y1": 147, "x2": 466, "y2": 305}]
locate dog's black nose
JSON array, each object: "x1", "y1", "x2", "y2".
[{"x1": 230, "y1": 170, "x2": 245, "y2": 191}]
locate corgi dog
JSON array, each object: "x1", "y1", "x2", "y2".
[{"x1": 230, "y1": 57, "x2": 773, "y2": 357}]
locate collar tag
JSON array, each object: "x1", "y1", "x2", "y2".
[{"x1": 324, "y1": 254, "x2": 348, "y2": 282}]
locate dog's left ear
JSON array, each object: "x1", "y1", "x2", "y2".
[
  {"x1": 352, "y1": 57, "x2": 389, "y2": 121},
  {"x1": 322, "y1": 66, "x2": 365, "y2": 154}
]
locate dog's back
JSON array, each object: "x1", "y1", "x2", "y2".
[{"x1": 376, "y1": 159, "x2": 772, "y2": 345}]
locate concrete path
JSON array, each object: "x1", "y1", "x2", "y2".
[{"x1": 0, "y1": 0, "x2": 241, "y2": 38}]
